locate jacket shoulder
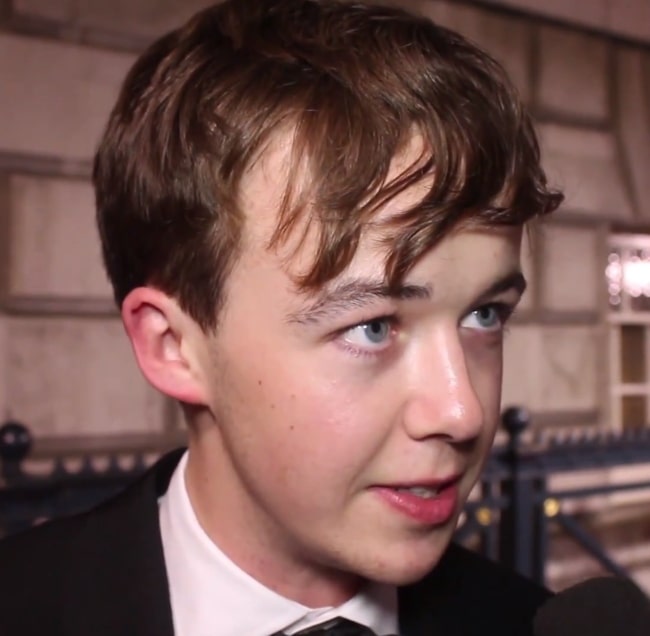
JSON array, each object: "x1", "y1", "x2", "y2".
[
  {"x1": 443, "y1": 542, "x2": 551, "y2": 602},
  {"x1": 0, "y1": 515, "x2": 83, "y2": 634},
  {"x1": 400, "y1": 543, "x2": 551, "y2": 636},
  {"x1": 0, "y1": 449, "x2": 182, "y2": 636}
]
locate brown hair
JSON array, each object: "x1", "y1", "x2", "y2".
[{"x1": 94, "y1": 0, "x2": 562, "y2": 330}]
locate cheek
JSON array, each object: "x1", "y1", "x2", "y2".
[
  {"x1": 268, "y1": 380, "x2": 374, "y2": 458},
  {"x1": 222, "y1": 356, "x2": 373, "y2": 463},
  {"x1": 232, "y1": 383, "x2": 382, "y2": 517}
]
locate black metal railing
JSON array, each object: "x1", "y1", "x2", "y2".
[
  {"x1": 456, "y1": 408, "x2": 650, "y2": 585},
  {"x1": 2, "y1": 409, "x2": 650, "y2": 586},
  {"x1": 0, "y1": 421, "x2": 153, "y2": 538}
]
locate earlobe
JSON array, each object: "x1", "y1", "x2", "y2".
[{"x1": 121, "y1": 287, "x2": 208, "y2": 405}]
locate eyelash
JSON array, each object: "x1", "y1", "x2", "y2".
[
  {"x1": 467, "y1": 302, "x2": 516, "y2": 330},
  {"x1": 336, "y1": 301, "x2": 517, "y2": 359},
  {"x1": 336, "y1": 314, "x2": 399, "y2": 359}
]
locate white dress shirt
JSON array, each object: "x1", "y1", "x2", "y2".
[{"x1": 159, "y1": 451, "x2": 399, "y2": 636}]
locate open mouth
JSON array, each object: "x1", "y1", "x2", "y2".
[
  {"x1": 374, "y1": 475, "x2": 462, "y2": 525},
  {"x1": 391, "y1": 473, "x2": 461, "y2": 497},
  {"x1": 393, "y1": 486, "x2": 442, "y2": 499}
]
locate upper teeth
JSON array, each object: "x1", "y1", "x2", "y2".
[{"x1": 399, "y1": 486, "x2": 439, "y2": 498}]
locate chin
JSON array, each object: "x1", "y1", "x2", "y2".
[
  {"x1": 352, "y1": 540, "x2": 451, "y2": 587},
  {"x1": 358, "y1": 562, "x2": 439, "y2": 588}
]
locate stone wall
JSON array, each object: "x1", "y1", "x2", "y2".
[
  {"x1": 478, "y1": 0, "x2": 650, "y2": 43},
  {"x1": 0, "y1": 0, "x2": 648, "y2": 445}
]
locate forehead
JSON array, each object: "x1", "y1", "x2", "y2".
[
  {"x1": 238, "y1": 130, "x2": 433, "y2": 264},
  {"x1": 232, "y1": 131, "x2": 523, "y2": 322},
  {"x1": 235, "y1": 123, "x2": 531, "y2": 320},
  {"x1": 238, "y1": 130, "x2": 298, "y2": 249}
]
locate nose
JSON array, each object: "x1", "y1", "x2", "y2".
[{"x1": 401, "y1": 327, "x2": 485, "y2": 443}]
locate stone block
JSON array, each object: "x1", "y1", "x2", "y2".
[
  {"x1": 13, "y1": 0, "x2": 212, "y2": 41},
  {"x1": 478, "y1": 0, "x2": 608, "y2": 33},
  {"x1": 607, "y1": 0, "x2": 650, "y2": 43},
  {"x1": 7, "y1": 175, "x2": 111, "y2": 297},
  {"x1": 3, "y1": 316, "x2": 166, "y2": 437},
  {"x1": 539, "y1": 325, "x2": 601, "y2": 412},
  {"x1": 537, "y1": 26, "x2": 609, "y2": 122},
  {"x1": 502, "y1": 325, "x2": 538, "y2": 410},
  {"x1": 12, "y1": 0, "x2": 72, "y2": 22},
  {"x1": 0, "y1": 33, "x2": 134, "y2": 160},
  {"x1": 423, "y1": 1, "x2": 532, "y2": 100},
  {"x1": 615, "y1": 48, "x2": 650, "y2": 221},
  {"x1": 0, "y1": 317, "x2": 7, "y2": 418},
  {"x1": 540, "y1": 224, "x2": 601, "y2": 313},
  {"x1": 0, "y1": 174, "x2": 10, "y2": 291},
  {"x1": 502, "y1": 325, "x2": 601, "y2": 412},
  {"x1": 538, "y1": 123, "x2": 634, "y2": 220}
]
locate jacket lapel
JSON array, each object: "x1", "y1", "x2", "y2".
[
  {"x1": 398, "y1": 552, "x2": 463, "y2": 636},
  {"x1": 61, "y1": 449, "x2": 185, "y2": 636},
  {"x1": 398, "y1": 542, "x2": 550, "y2": 636},
  {"x1": 398, "y1": 543, "x2": 483, "y2": 636},
  {"x1": 398, "y1": 578, "x2": 438, "y2": 636}
]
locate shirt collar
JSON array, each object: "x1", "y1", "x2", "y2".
[{"x1": 159, "y1": 450, "x2": 398, "y2": 636}]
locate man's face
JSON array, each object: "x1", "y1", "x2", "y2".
[{"x1": 187, "y1": 136, "x2": 524, "y2": 598}]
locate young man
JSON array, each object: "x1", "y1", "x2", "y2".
[{"x1": 0, "y1": 1, "x2": 562, "y2": 634}]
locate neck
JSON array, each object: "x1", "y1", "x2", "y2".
[{"x1": 184, "y1": 432, "x2": 363, "y2": 607}]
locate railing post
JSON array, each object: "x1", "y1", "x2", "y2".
[
  {"x1": 498, "y1": 407, "x2": 541, "y2": 581},
  {"x1": 479, "y1": 474, "x2": 500, "y2": 562},
  {"x1": 0, "y1": 421, "x2": 32, "y2": 482},
  {"x1": 0, "y1": 421, "x2": 33, "y2": 537}
]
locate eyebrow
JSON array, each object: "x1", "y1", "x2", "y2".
[
  {"x1": 475, "y1": 270, "x2": 527, "y2": 305},
  {"x1": 286, "y1": 269, "x2": 527, "y2": 326},
  {"x1": 286, "y1": 279, "x2": 432, "y2": 325}
]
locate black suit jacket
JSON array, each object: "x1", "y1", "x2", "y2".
[{"x1": 0, "y1": 449, "x2": 550, "y2": 635}]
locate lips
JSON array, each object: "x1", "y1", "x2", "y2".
[{"x1": 373, "y1": 475, "x2": 462, "y2": 525}]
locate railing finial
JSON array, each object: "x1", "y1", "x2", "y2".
[
  {"x1": 0, "y1": 421, "x2": 32, "y2": 463},
  {"x1": 501, "y1": 406, "x2": 530, "y2": 452}
]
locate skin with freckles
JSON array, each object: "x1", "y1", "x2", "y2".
[{"x1": 124, "y1": 134, "x2": 525, "y2": 608}]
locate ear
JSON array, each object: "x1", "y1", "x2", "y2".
[{"x1": 121, "y1": 287, "x2": 209, "y2": 405}]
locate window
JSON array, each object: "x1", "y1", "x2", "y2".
[{"x1": 606, "y1": 234, "x2": 650, "y2": 430}]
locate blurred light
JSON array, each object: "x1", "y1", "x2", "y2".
[{"x1": 606, "y1": 249, "x2": 650, "y2": 302}]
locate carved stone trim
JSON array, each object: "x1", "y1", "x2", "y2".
[
  {"x1": 0, "y1": 173, "x2": 10, "y2": 296},
  {"x1": 511, "y1": 310, "x2": 601, "y2": 325},
  {"x1": 0, "y1": 151, "x2": 91, "y2": 180},
  {"x1": 470, "y1": 0, "x2": 650, "y2": 46},
  {"x1": 534, "y1": 108, "x2": 611, "y2": 131},
  {"x1": 0, "y1": 295, "x2": 117, "y2": 317},
  {"x1": 5, "y1": 12, "x2": 148, "y2": 53},
  {"x1": 528, "y1": 409, "x2": 601, "y2": 428},
  {"x1": 28, "y1": 430, "x2": 186, "y2": 458}
]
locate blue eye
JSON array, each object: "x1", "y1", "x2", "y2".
[
  {"x1": 362, "y1": 320, "x2": 391, "y2": 343},
  {"x1": 342, "y1": 318, "x2": 394, "y2": 351},
  {"x1": 460, "y1": 305, "x2": 507, "y2": 331}
]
